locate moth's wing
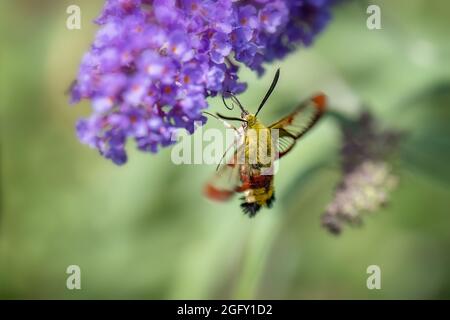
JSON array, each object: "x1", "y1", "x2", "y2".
[
  {"x1": 203, "y1": 137, "x2": 247, "y2": 202},
  {"x1": 269, "y1": 93, "x2": 326, "y2": 157}
]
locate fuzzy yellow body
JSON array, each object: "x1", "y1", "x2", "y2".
[{"x1": 240, "y1": 114, "x2": 276, "y2": 209}]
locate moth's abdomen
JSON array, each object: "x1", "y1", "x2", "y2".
[{"x1": 239, "y1": 174, "x2": 275, "y2": 217}]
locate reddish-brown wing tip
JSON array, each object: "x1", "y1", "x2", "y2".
[
  {"x1": 312, "y1": 93, "x2": 327, "y2": 112},
  {"x1": 204, "y1": 184, "x2": 235, "y2": 202}
]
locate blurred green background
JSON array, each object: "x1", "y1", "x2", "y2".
[{"x1": 1, "y1": 0, "x2": 450, "y2": 299}]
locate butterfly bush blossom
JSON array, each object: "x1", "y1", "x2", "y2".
[
  {"x1": 71, "y1": 0, "x2": 335, "y2": 164},
  {"x1": 322, "y1": 112, "x2": 402, "y2": 235}
]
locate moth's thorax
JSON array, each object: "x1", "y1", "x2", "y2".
[{"x1": 244, "y1": 113, "x2": 266, "y2": 129}]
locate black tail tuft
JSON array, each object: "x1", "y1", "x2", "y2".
[
  {"x1": 241, "y1": 202, "x2": 262, "y2": 217},
  {"x1": 266, "y1": 193, "x2": 276, "y2": 208}
]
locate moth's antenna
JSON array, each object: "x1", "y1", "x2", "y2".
[{"x1": 255, "y1": 68, "x2": 280, "y2": 117}]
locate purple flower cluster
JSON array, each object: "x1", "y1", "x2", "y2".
[
  {"x1": 71, "y1": 0, "x2": 334, "y2": 164},
  {"x1": 322, "y1": 112, "x2": 402, "y2": 235}
]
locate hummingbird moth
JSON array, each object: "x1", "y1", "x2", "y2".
[{"x1": 204, "y1": 69, "x2": 326, "y2": 216}]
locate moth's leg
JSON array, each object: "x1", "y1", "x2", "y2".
[
  {"x1": 217, "y1": 128, "x2": 245, "y2": 172},
  {"x1": 202, "y1": 111, "x2": 247, "y2": 173},
  {"x1": 203, "y1": 111, "x2": 239, "y2": 132}
]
